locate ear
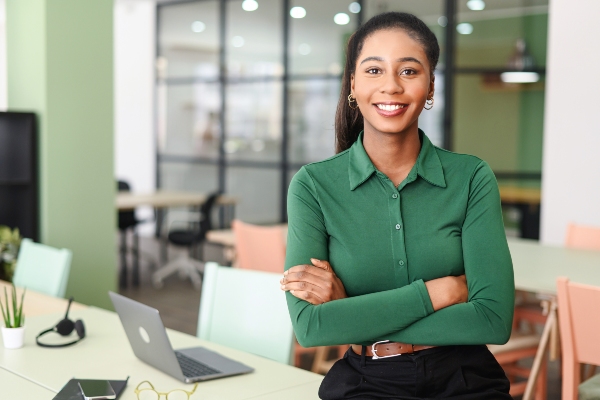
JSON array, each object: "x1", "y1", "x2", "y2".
[
  {"x1": 350, "y1": 74, "x2": 355, "y2": 96},
  {"x1": 428, "y1": 75, "x2": 435, "y2": 99}
]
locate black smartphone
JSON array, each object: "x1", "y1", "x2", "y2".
[{"x1": 77, "y1": 380, "x2": 116, "y2": 400}]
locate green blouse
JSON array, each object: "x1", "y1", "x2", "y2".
[{"x1": 284, "y1": 130, "x2": 514, "y2": 347}]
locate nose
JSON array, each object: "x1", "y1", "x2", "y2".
[{"x1": 379, "y1": 71, "x2": 404, "y2": 95}]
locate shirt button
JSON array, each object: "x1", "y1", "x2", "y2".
[
  {"x1": 398, "y1": 260, "x2": 405, "y2": 266},
  {"x1": 392, "y1": 193, "x2": 398, "y2": 199},
  {"x1": 395, "y1": 224, "x2": 402, "y2": 230}
]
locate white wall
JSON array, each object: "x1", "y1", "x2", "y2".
[
  {"x1": 0, "y1": 0, "x2": 7, "y2": 111},
  {"x1": 114, "y1": 0, "x2": 156, "y2": 232},
  {"x1": 540, "y1": 0, "x2": 600, "y2": 244}
]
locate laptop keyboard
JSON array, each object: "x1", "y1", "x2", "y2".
[{"x1": 176, "y1": 351, "x2": 222, "y2": 378}]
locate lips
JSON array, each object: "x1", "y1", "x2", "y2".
[{"x1": 373, "y1": 103, "x2": 408, "y2": 117}]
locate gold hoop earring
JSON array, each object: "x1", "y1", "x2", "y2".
[
  {"x1": 424, "y1": 97, "x2": 434, "y2": 110},
  {"x1": 348, "y1": 94, "x2": 358, "y2": 110}
]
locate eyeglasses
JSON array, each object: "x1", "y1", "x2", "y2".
[{"x1": 135, "y1": 380, "x2": 198, "y2": 400}]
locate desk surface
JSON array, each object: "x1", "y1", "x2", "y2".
[
  {"x1": 0, "y1": 280, "x2": 87, "y2": 317},
  {"x1": 0, "y1": 368, "x2": 56, "y2": 400},
  {"x1": 116, "y1": 191, "x2": 237, "y2": 210},
  {"x1": 0, "y1": 307, "x2": 322, "y2": 399},
  {"x1": 509, "y1": 238, "x2": 600, "y2": 294}
]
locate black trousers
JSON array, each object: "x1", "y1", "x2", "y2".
[{"x1": 318, "y1": 345, "x2": 511, "y2": 400}]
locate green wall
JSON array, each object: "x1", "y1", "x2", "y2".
[
  {"x1": 453, "y1": 14, "x2": 547, "y2": 179},
  {"x1": 7, "y1": 0, "x2": 116, "y2": 309}
]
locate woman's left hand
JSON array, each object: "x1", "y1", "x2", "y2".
[{"x1": 280, "y1": 258, "x2": 347, "y2": 305}]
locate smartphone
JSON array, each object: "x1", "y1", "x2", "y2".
[{"x1": 78, "y1": 380, "x2": 116, "y2": 400}]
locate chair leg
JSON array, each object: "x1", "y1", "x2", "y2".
[
  {"x1": 152, "y1": 256, "x2": 185, "y2": 288},
  {"x1": 119, "y1": 230, "x2": 128, "y2": 288}
]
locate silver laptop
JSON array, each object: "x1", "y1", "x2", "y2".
[{"x1": 109, "y1": 292, "x2": 254, "y2": 383}]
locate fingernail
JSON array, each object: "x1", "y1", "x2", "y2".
[
  {"x1": 290, "y1": 290, "x2": 295, "y2": 294},
  {"x1": 280, "y1": 285, "x2": 285, "y2": 290},
  {"x1": 311, "y1": 258, "x2": 320, "y2": 263},
  {"x1": 284, "y1": 270, "x2": 288, "y2": 275}
]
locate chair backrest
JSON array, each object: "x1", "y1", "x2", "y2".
[
  {"x1": 231, "y1": 219, "x2": 286, "y2": 273},
  {"x1": 557, "y1": 277, "x2": 600, "y2": 400},
  {"x1": 198, "y1": 192, "x2": 221, "y2": 240},
  {"x1": 198, "y1": 262, "x2": 293, "y2": 364},
  {"x1": 13, "y1": 238, "x2": 73, "y2": 298},
  {"x1": 565, "y1": 223, "x2": 600, "y2": 250}
]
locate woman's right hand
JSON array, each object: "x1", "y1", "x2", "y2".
[{"x1": 424, "y1": 275, "x2": 468, "y2": 311}]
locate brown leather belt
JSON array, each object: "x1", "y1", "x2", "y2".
[{"x1": 351, "y1": 340, "x2": 436, "y2": 359}]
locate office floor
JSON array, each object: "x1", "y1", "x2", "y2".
[{"x1": 118, "y1": 234, "x2": 562, "y2": 399}]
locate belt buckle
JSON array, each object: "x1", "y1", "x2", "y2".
[{"x1": 371, "y1": 340, "x2": 413, "y2": 360}]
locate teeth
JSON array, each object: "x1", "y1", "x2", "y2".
[{"x1": 377, "y1": 104, "x2": 405, "y2": 111}]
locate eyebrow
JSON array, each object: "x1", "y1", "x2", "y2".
[{"x1": 359, "y1": 56, "x2": 424, "y2": 66}]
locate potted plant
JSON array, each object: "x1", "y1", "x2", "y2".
[
  {"x1": 0, "y1": 226, "x2": 21, "y2": 282},
  {"x1": 1, "y1": 283, "x2": 26, "y2": 349}
]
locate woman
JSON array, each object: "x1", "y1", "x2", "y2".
[{"x1": 281, "y1": 11, "x2": 514, "y2": 400}]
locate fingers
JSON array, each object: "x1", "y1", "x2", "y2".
[
  {"x1": 288, "y1": 289, "x2": 324, "y2": 305},
  {"x1": 281, "y1": 271, "x2": 334, "y2": 292},
  {"x1": 285, "y1": 263, "x2": 331, "y2": 279},
  {"x1": 310, "y1": 258, "x2": 332, "y2": 271}
]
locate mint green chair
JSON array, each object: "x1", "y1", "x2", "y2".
[
  {"x1": 13, "y1": 238, "x2": 73, "y2": 298},
  {"x1": 198, "y1": 262, "x2": 294, "y2": 364}
]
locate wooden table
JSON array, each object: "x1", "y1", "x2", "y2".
[
  {"x1": 499, "y1": 186, "x2": 542, "y2": 239},
  {"x1": 0, "y1": 307, "x2": 323, "y2": 399},
  {"x1": 116, "y1": 191, "x2": 237, "y2": 287},
  {"x1": 116, "y1": 190, "x2": 237, "y2": 211},
  {"x1": 508, "y1": 238, "x2": 600, "y2": 400}
]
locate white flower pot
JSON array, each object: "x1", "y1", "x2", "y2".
[{"x1": 1, "y1": 326, "x2": 25, "y2": 349}]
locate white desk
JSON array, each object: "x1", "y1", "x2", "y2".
[
  {"x1": 0, "y1": 307, "x2": 322, "y2": 399},
  {"x1": 116, "y1": 191, "x2": 237, "y2": 211},
  {"x1": 0, "y1": 368, "x2": 56, "y2": 399},
  {"x1": 0, "y1": 280, "x2": 87, "y2": 317}
]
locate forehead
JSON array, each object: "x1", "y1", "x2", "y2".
[{"x1": 358, "y1": 28, "x2": 428, "y2": 66}]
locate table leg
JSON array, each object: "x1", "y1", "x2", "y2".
[
  {"x1": 523, "y1": 298, "x2": 558, "y2": 400},
  {"x1": 132, "y1": 231, "x2": 140, "y2": 287},
  {"x1": 119, "y1": 230, "x2": 128, "y2": 289}
]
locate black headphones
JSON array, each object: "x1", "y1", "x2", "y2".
[{"x1": 36, "y1": 297, "x2": 86, "y2": 348}]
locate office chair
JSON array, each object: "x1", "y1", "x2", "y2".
[
  {"x1": 152, "y1": 192, "x2": 220, "y2": 290},
  {"x1": 13, "y1": 239, "x2": 72, "y2": 298},
  {"x1": 117, "y1": 180, "x2": 154, "y2": 288},
  {"x1": 198, "y1": 262, "x2": 294, "y2": 364}
]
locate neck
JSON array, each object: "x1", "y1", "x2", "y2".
[{"x1": 362, "y1": 125, "x2": 421, "y2": 186}]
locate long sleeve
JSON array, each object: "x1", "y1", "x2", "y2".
[
  {"x1": 385, "y1": 162, "x2": 514, "y2": 345},
  {"x1": 285, "y1": 167, "x2": 435, "y2": 347}
]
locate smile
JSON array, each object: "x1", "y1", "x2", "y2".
[{"x1": 376, "y1": 104, "x2": 406, "y2": 111}]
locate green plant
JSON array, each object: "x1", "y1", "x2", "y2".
[
  {"x1": 0, "y1": 226, "x2": 22, "y2": 281},
  {"x1": 1, "y1": 283, "x2": 25, "y2": 328}
]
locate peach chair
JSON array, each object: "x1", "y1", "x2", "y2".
[
  {"x1": 231, "y1": 219, "x2": 286, "y2": 273},
  {"x1": 557, "y1": 277, "x2": 600, "y2": 400},
  {"x1": 565, "y1": 223, "x2": 600, "y2": 250}
]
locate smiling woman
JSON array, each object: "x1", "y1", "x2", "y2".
[{"x1": 282, "y1": 12, "x2": 515, "y2": 400}]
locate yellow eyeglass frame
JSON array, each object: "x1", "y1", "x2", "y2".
[{"x1": 134, "y1": 380, "x2": 198, "y2": 400}]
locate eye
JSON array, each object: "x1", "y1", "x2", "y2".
[
  {"x1": 400, "y1": 68, "x2": 417, "y2": 76},
  {"x1": 366, "y1": 67, "x2": 380, "y2": 74}
]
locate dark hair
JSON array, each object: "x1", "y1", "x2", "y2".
[{"x1": 334, "y1": 12, "x2": 440, "y2": 153}]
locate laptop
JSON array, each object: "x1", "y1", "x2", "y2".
[{"x1": 109, "y1": 292, "x2": 254, "y2": 383}]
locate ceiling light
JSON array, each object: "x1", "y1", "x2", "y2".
[
  {"x1": 232, "y1": 36, "x2": 245, "y2": 48},
  {"x1": 242, "y1": 0, "x2": 258, "y2": 12},
  {"x1": 290, "y1": 7, "x2": 306, "y2": 19},
  {"x1": 500, "y1": 72, "x2": 540, "y2": 83},
  {"x1": 191, "y1": 21, "x2": 206, "y2": 33},
  {"x1": 456, "y1": 22, "x2": 473, "y2": 34},
  {"x1": 467, "y1": 0, "x2": 485, "y2": 11},
  {"x1": 334, "y1": 13, "x2": 350, "y2": 25},
  {"x1": 298, "y1": 43, "x2": 311, "y2": 55},
  {"x1": 349, "y1": 2, "x2": 361, "y2": 13},
  {"x1": 437, "y1": 16, "x2": 447, "y2": 27}
]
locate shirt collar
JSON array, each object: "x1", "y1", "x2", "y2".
[{"x1": 348, "y1": 129, "x2": 447, "y2": 190}]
